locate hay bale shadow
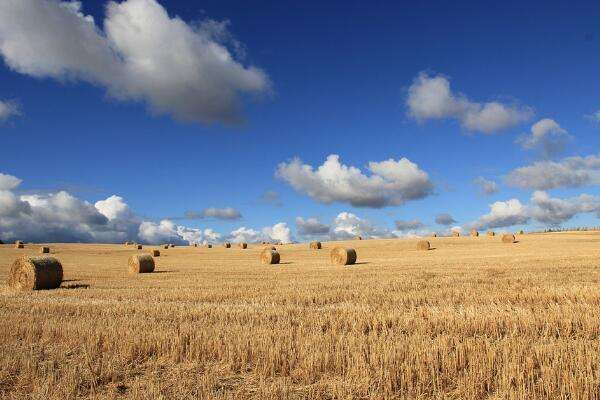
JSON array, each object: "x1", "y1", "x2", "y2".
[{"x1": 62, "y1": 284, "x2": 90, "y2": 289}]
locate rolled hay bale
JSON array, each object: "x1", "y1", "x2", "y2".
[
  {"x1": 169, "y1": 244, "x2": 176, "y2": 248},
  {"x1": 128, "y1": 254, "x2": 155, "y2": 274},
  {"x1": 309, "y1": 241, "x2": 322, "y2": 250},
  {"x1": 261, "y1": 249, "x2": 280, "y2": 265},
  {"x1": 207, "y1": 244, "x2": 213, "y2": 248},
  {"x1": 417, "y1": 240, "x2": 431, "y2": 251},
  {"x1": 518, "y1": 230, "x2": 525, "y2": 235},
  {"x1": 8, "y1": 256, "x2": 63, "y2": 291},
  {"x1": 487, "y1": 230, "x2": 495, "y2": 236},
  {"x1": 261, "y1": 241, "x2": 267, "y2": 245},
  {"x1": 355, "y1": 236, "x2": 363, "y2": 240},
  {"x1": 15, "y1": 240, "x2": 23, "y2": 245},
  {"x1": 431, "y1": 233, "x2": 437, "y2": 238},
  {"x1": 470, "y1": 229, "x2": 479, "y2": 237},
  {"x1": 452, "y1": 231, "x2": 460, "y2": 237},
  {"x1": 0, "y1": 240, "x2": 4, "y2": 245},
  {"x1": 15, "y1": 243, "x2": 24, "y2": 249},
  {"x1": 239, "y1": 242, "x2": 248, "y2": 249},
  {"x1": 163, "y1": 244, "x2": 169, "y2": 249},
  {"x1": 40, "y1": 246, "x2": 50, "y2": 254},
  {"x1": 152, "y1": 249, "x2": 160, "y2": 257},
  {"x1": 193, "y1": 243, "x2": 198, "y2": 247},
  {"x1": 224, "y1": 242, "x2": 231, "y2": 248},
  {"x1": 502, "y1": 234, "x2": 516, "y2": 244},
  {"x1": 136, "y1": 244, "x2": 143, "y2": 250},
  {"x1": 330, "y1": 247, "x2": 357, "y2": 266}
]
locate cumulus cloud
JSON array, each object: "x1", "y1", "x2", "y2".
[
  {"x1": 506, "y1": 154, "x2": 600, "y2": 190},
  {"x1": 185, "y1": 207, "x2": 242, "y2": 220},
  {"x1": 406, "y1": 72, "x2": 533, "y2": 134},
  {"x1": 470, "y1": 199, "x2": 529, "y2": 229},
  {"x1": 0, "y1": 0, "x2": 270, "y2": 125},
  {"x1": 296, "y1": 217, "x2": 330, "y2": 236},
  {"x1": 95, "y1": 195, "x2": 131, "y2": 220},
  {"x1": 394, "y1": 219, "x2": 424, "y2": 231},
  {"x1": 330, "y1": 212, "x2": 390, "y2": 240},
  {"x1": 435, "y1": 213, "x2": 456, "y2": 225},
  {"x1": 529, "y1": 191, "x2": 600, "y2": 226},
  {"x1": 0, "y1": 99, "x2": 20, "y2": 122},
  {"x1": 517, "y1": 118, "x2": 571, "y2": 158},
  {"x1": 138, "y1": 220, "x2": 187, "y2": 245},
  {"x1": 227, "y1": 222, "x2": 292, "y2": 244},
  {"x1": 474, "y1": 176, "x2": 499, "y2": 195},
  {"x1": 0, "y1": 173, "x2": 21, "y2": 190},
  {"x1": 262, "y1": 222, "x2": 292, "y2": 244},
  {"x1": 276, "y1": 154, "x2": 433, "y2": 208}
]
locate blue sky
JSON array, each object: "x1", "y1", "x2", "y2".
[{"x1": 1, "y1": 0, "x2": 600, "y2": 244}]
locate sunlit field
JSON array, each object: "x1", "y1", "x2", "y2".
[{"x1": 2, "y1": 232, "x2": 600, "y2": 399}]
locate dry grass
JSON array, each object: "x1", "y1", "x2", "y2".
[{"x1": 2, "y1": 232, "x2": 600, "y2": 399}]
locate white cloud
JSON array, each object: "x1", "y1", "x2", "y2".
[
  {"x1": 474, "y1": 176, "x2": 499, "y2": 195},
  {"x1": 0, "y1": 99, "x2": 20, "y2": 121},
  {"x1": 138, "y1": 220, "x2": 186, "y2": 245},
  {"x1": 262, "y1": 222, "x2": 292, "y2": 244},
  {"x1": 185, "y1": 207, "x2": 242, "y2": 220},
  {"x1": 330, "y1": 212, "x2": 390, "y2": 240},
  {"x1": 228, "y1": 226, "x2": 261, "y2": 243},
  {"x1": 471, "y1": 199, "x2": 529, "y2": 229},
  {"x1": 506, "y1": 154, "x2": 600, "y2": 190},
  {"x1": 176, "y1": 226, "x2": 221, "y2": 245},
  {"x1": 406, "y1": 72, "x2": 533, "y2": 134},
  {"x1": 95, "y1": 195, "x2": 131, "y2": 220},
  {"x1": 0, "y1": 0, "x2": 270, "y2": 125},
  {"x1": 228, "y1": 222, "x2": 293, "y2": 244},
  {"x1": 296, "y1": 217, "x2": 330, "y2": 236},
  {"x1": 517, "y1": 118, "x2": 571, "y2": 158},
  {"x1": 435, "y1": 213, "x2": 456, "y2": 225},
  {"x1": 0, "y1": 172, "x2": 21, "y2": 190},
  {"x1": 276, "y1": 154, "x2": 433, "y2": 208},
  {"x1": 586, "y1": 110, "x2": 600, "y2": 123},
  {"x1": 529, "y1": 191, "x2": 600, "y2": 226}
]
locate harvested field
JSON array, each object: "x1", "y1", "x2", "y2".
[{"x1": 2, "y1": 232, "x2": 600, "y2": 399}]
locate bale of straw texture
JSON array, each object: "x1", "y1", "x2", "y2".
[
  {"x1": 470, "y1": 229, "x2": 479, "y2": 237},
  {"x1": 239, "y1": 242, "x2": 248, "y2": 249},
  {"x1": 193, "y1": 243, "x2": 198, "y2": 247},
  {"x1": 355, "y1": 236, "x2": 363, "y2": 240},
  {"x1": 128, "y1": 254, "x2": 155, "y2": 274},
  {"x1": 519, "y1": 230, "x2": 525, "y2": 235},
  {"x1": 330, "y1": 247, "x2": 357, "y2": 266},
  {"x1": 40, "y1": 246, "x2": 50, "y2": 254},
  {"x1": 169, "y1": 244, "x2": 175, "y2": 248},
  {"x1": 224, "y1": 242, "x2": 231, "y2": 248},
  {"x1": 136, "y1": 244, "x2": 143, "y2": 250},
  {"x1": 15, "y1": 240, "x2": 23, "y2": 245},
  {"x1": 163, "y1": 245, "x2": 169, "y2": 249},
  {"x1": 152, "y1": 249, "x2": 160, "y2": 257},
  {"x1": 207, "y1": 244, "x2": 213, "y2": 248},
  {"x1": 487, "y1": 231, "x2": 495, "y2": 236},
  {"x1": 260, "y1": 249, "x2": 280, "y2": 265},
  {"x1": 431, "y1": 233, "x2": 437, "y2": 238},
  {"x1": 502, "y1": 234, "x2": 516, "y2": 244},
  {"x1": 15, "y1": 243, "x2": 24, "y2": 249},
  {"x1": 417, "y1": 240, "x2": 430, "y2": 250},
  {"x1": 452, "y1": 231, "x2": 460, "y2": 237},
  {"x1": 8, "y1": 256, "x2": 63, "y2": 291},
  {"x1": 261, "y1": 241, "x2": 267, "y2": 245},
  {"x1": 309, "y1": 241, "x2": 322, "y2": 250}
]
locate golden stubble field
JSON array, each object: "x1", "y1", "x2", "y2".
[{"x1": 2, "y1": 232, "x2": 600, "y2": 399}]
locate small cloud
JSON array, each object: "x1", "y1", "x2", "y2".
[
  {"x1": 473, "y1": 176, "x2": 499, "y2": 195},
  {"x1": 516, "y1": 118, "x2": 571, "y2": 158},
  {"x1": 394, "y1": 219, "x2": 424, "y2": 231},
  {"x1": 435, "y1": 213, "x2": 456, "y2": 226},
  {"x1": 296, "y1": 217, "x2": 330, "y2": 236},
  {"x1": 586, "y1": 110, "x2": 600, "y2": 123},
  {"x1": 260, "y1": 190, "x2": 282, "y2": 206},
  {"x1": 0, "y1": 99, "x2": 21, "y2": 122},
  {"x1": 185, "y1": 207, "x2": 242, "y2": 220}
]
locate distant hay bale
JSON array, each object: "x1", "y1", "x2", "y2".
[
  {"x1": 261, "y1": 241, "x2": 267, "y2": 245},
  {"x1": 470, "y1": 229, "x2": 479, "y2": 237},
  {"x1": 261, "y1": 249, "x2": 280, "y2": 265},
  {"x1": 518, "y1": 230, "x2": 525, "y2": 235},
  {"x1": 0, "y1": 240, "x2": 4, "y2": 245},
  {"x1": 487, "y1": 231, "x2": 495, "y2": 236},
  {"x1": 239, "y1": 242, "x2": 248, "y2": 249},
  {"x1": 8, "y1": 256, "x2": 63, "y2": 291},
  {"x1": 330, "y1": 247, "x2": 357, "y2": 266},
  {"x1": 40, "y1": 246, "x2": 50, "y2": 254},
  {"x1": 207, "y1": 244, "x2": 213, "y2": 248},
  {"x1": 355, "y1": 236, "x2": 362, "y2": 240},
  {"x1": 163, "y1": 244, "x2": 169, "y2": 249},
  {"x1": 136, "y1": 244, "x2": 143, "y2": 250},
  {"x1": 224, "y1": 242, "x2": 231, "y2": 248},
  {"x1": 417, "y1": 240, "x2": 430, "y2": 251},
  {"x1": 169, "y1": 244, "x2": 175, "y2": 248},
  {"x1": 431, "y1": 233, "x2": 437, "y2": 238},
  {"x1": 15, "y1": 243, "x2": 24, "y2": 249},
  {"x1": 309, "y1": 241, "x2": 322, "y2": 250},
  {"x1": 128, "y1": 254, "x2": 155, "y2": 274},
  {"x1": 193, "y1": 243, "x2": 198, "y2": 247},
  {"x1": 152, "y1": 249, "x2": 160, "y2": 257},
  {"x1": 502, "y1": 234, "x2": 516, "y2": 243},
  {"x1": 452, "y1": 231, "x2": 460, "y2": 237}
]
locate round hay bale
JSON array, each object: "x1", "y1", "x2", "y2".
[
  {"x1": 15, "y1": 240, "x2": 23, "y2": 245},
  {"x1": 136, "y1": 244, "x2": 143, "y2": 250},
  {"x1": 417, "y1": 240, "x2": 430, "y2": 250},
  {"x1": 239, "y1": 242, "x2": 247, "y2": 249},
  {"x1": 40, "y1": 246, "x2": 50, "y2": 254},
  {"x1": 193, "y1": 243, "x2": 198, "y2": 247},
  {"x1": 330, "y1": 247, "x2": 357, "y2": 266},
  {"x1": 169, "y1": 244, "x2": 175, "y2": 248},
  {"x1": 128, "y1": 254, "x2": 155, "y2": 274},
  {"x1": 163, "y1": 244, "x2": 169, "y2": 249},
  {"x1": 261, "y1": 249, "x2": 280, "y2": 265},
  {"x1": 8, "y1": 256, "x2": 63, "y2": 291},
  {"x1": 15, "y1": 243, "x2": 24, "y2": 249},
  {"x1": 452, "y1": 231, "x2": 460, "y2": 237},
  {"x1": 518, "y1": 230, "x2": 525, "y2": 235},
  {"x1": 224, "y1": 242, "x2": 231, "y2": 248},
  {"x1": 487, "y1": 230, "x2": 495, "y2": 236},
  {"x1": 261, "y1": 241, "x2": 267, "y2": 245},
  {"x1": 152, "y1": 249, "x2": 160, "y2": 257},
  {"x1": 309, "y1": 241, "x2": 322, "y2": 250},
  {"x1": 207, "y1": 244, "x2": 213, "y2": 248},
  {"x1": 470, "y1": 229, "x2": 479, "y2": 237},
  {"x1": 431, "y1": 233, "x2": 437, "y2": 238},
  {"x1": 502, "y1": 234, "x2": 516, "y2": 244},
  {"x1": 355, "y1": 236, "x2": 362, "y2": 240},
  {"x1": 0, "y1": 239, "x2": 4, "y2": 245}
]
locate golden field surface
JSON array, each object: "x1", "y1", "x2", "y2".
[{"x1": 2, "y1": 232, "x2": 600, "y2": 399}]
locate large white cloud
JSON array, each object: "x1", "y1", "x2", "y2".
[
  {"x1": 517, "y1": 118, "x2": 571, "y2": 158},
  {"x1": 262, "y1": 222, "x2": 292, "y2": 244},
  {"x1": 0, "y1": 173, "x2": 21, "y2": 190},
  {"x1": 506, "y1": 154, "x2": 600, "y2": 190},
  {"x1": 228, "y1": 222, "x2": 293, "y2": 244},
  {"x1": 0, "y1": 0, "x2": 270, "y2": 124},
  {"x1": 330, "y1": 212, "x2": 390, "y2": 240},
  {"x1": 276, "y1": 154, "x2": 433, "y2": 208},
  {"x1": 406, "y1": 72, "x2": 533, "y2": 134},
  {"x1": 470, "y1": 199, "x2": 529, "y2": 229}
]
